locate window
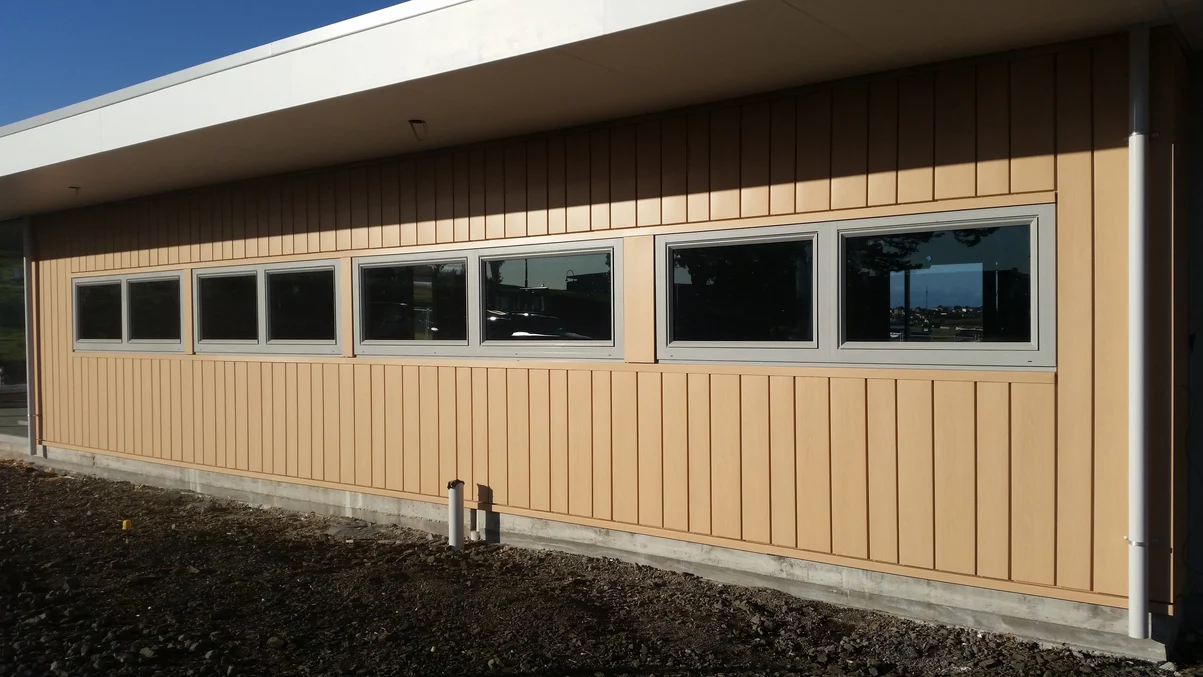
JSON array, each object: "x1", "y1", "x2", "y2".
[
  {"x1": 482, "y1": 251, "x2": 612, "y2": 342},
  {"x1": 128, "y1": 279, "x2": 182, "y2": 341},
  {"x1": 360, "y1": 260, "x2": 466, "y2": 343},
  {"x1": 354, "y1": 240, "x2": 622, "y2": 359},
  {"x1": 194, "y1": 260, "x2": 341, "y2": 354},
  {"x1": 656, "y1": 204, "x2": 1054, "y2": 368},
  {"x1": 843, "y1": 224, "x2": 1030, "y2": 344},
  {"x1": 73, "y1": 272, "x2": 184, "y2": 351},
  {"x1": 76, "y1": 282, "x2": 122, "y2": 341}
]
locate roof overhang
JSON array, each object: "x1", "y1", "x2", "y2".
[{"x1": 0, "y1": 0, "x2": 1194, "y2": 221}]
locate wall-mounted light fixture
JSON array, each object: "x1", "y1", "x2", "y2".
[{"x1": 408, "y1": 119, "x2": 428, "y2": 141}]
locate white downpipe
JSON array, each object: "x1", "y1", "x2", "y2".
[
  {"x1": 447, "y1": 479, "x2": 464, "y2": 549},
  {"x1": 1127, "y1": 24, "x2": 1150, "y2": 641}
]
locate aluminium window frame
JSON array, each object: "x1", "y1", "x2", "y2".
[
  {"x1": 72, "y1": 270, "x2": 185, "y2": 353},
  {"x1": 352, "y1": 238, "x2": 624, "y2": 360},
  {"x1": 655, "y1": 204, "x2": 1055, "y2": 369},
  {"x1": 655, "y1": 226, "x2": 819, "y2": 364},
  {"x1": 192, "y1": 259, "x2": 343, "y2": 355}
]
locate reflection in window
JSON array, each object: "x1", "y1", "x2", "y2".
[
  {"x1": 482, "y1": 252, "x2": 611, "y2": 341},
  {"x1": 267, "y1": 270, "x2": 336, "y2": 341},
  {"x1": 128, "y1": 279, "x2": 181, "y2": 341},
  {"x1": 671, "y1": 239, "x2": 813, "y2": 342},
  {"x1": 844, "y1": 225, "x2": 1031, "y2": 343},
  {"x1": 361, "y1": 262, "x2": 466, "y2": 341},
  {"x1": 198, "y1": 274, "x2": 258, "y2": 341},
  {"x1": 77, "y1": 283, "x2": 122, "y2": 340}
]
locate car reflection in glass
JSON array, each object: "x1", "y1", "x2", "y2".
[{"x1": 484, "y1": 310, "x2": 594, "y2": 340}]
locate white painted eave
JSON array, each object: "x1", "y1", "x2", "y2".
[{"x1": 0, "y1": 0, "x2": 1188, "y2": 221}]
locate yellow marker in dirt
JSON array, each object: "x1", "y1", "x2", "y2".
[{"x1": 121, "y1": 520, "x2": 131, "y2": 531}]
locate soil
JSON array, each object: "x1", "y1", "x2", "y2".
[{"x1": 0, "y1": 459, "x2": 1198, "y2": 677}]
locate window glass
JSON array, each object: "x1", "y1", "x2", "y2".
[
  {"x1": 76, "y1": 283, "x2": 122, "y2": 340},
  {"x1": 198, "y1": 274, "x2": 258, "y2": 341},
  {"x1": 482, "y1": 252, "x2": 611, "y2": 341},
  {"x1": 128, "y1": 279, "x2": 181, "y2": 341},
  {"x1": 361, "y1": 262, "x2": 466, "y2": 341},
  {"x1": 267, "y1": 269, "x2": 336, "y2": 341},
  {"x1": 843, "y1": 224, "x2": 1031, "y2": 343},
  {"x1": 671, "y1": 239, "x2": 813, "y2": 342}
]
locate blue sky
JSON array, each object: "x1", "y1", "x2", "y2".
[{"x1": 0, "y1": 0, "x2": 404, "y2": 127}]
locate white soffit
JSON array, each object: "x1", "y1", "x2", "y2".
[{"x1": 0, "y1": 0, "x2": 1183, "y2": 221}]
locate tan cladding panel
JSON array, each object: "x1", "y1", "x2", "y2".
[{"x1": 33, "y1": 34, "x2": 1188, "y2": 611}]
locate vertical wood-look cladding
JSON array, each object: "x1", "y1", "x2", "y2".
[{"x1": 33, "y1": 35, "x2": 1181, "y2": 607}]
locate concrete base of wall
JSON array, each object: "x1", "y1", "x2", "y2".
[{"x1": 1, "y1": 441, "x2": 1173, "y2": 661}]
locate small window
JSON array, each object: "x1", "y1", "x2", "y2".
[
  {"x1": 76, "y1": 282, "x2": 122, "y2": 341},
  {"x1": 843, "y1": 224, "x2": 1031, "y2": 345},
  {"x1": 74, "y1": 272, "x2": 184, "y2": 352},
  {"x1": 198, "y1": 274, "x2": 258, "y2": 342},
  {"x1": 354, "y1": 240, "x2": 622, "y2": 359},
  {"x1": 128, "y1": 279, "x2": 182, "y2": 341},
  {"x1": 360, "y1": 261, "x2": 466, "y2": 342},
  {"x1": 193, "y1": 261, "x2": 341, "y2": 354},
  {"x1": 482, "y1": 251, "x2": 612, "y2": 342},
  {"x1": 670, "y1": 239, "x2": 813, "y2": 342},
  {"x1": 268, "y1": 269, "x2": 337, "y2": 341}
]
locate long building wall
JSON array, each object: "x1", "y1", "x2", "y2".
[{"x1": 29, "y1": 34, "x2": 1188, "y2": 610}]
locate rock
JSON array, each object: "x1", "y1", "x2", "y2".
[
  {"x1": 266, "y1": 637, "x2": 283, "y2": 649},
  {"x1": 139, "y1": 646, "x2": 157, "y2": 659},
  {"x1": 978, "y1": 658, "x2": 997, "y2": 669},
  {"x1": 1159, "y1": 662, "x2": 1177, "y2": 672}
]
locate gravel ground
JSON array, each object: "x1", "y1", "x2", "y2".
[{"x1": 0, "y1": 459, "x2": 1198, "y2": 677}]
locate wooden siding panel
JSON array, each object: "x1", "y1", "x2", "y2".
[
  {"x1": 867, "y1": 378, "x2": 898, "y2": 563},
  {"x1": 660, "y1": 116, "x2": 688, "y2": 224},
  {"x1": 590, "y1": 130, "x2": 611, "y2": 230},
  {"x1": 311, "y1": 363, "x2": 326, "y2": 482},
  {"x1": 526, "y1": 141, "x2": 548, "y2": 236},
  {"x1": 933, "y1": 381, "x2": 977, "y2": 576},
  {"x1": 296, "y1": 364, "x2": 310, "y2": 479},
  {"x1": 486, "y1": 368, "x2": 508, "y2": 504},
  {"x1": 662, "y1": 372, "x2": 689, "y2": 532},
  {"x1": 740, "y1": 375, "x2": 771, "y2": 544},
  {"x1": 612, "y1": 371, "x2": 639, "y2": 524},
  {"x1": 830, "y1": 377, "x2": 868, "y2": 559},
  {"x1": 323, "y1": 364, "x2": 340, "y2": 482},
  {"x1": 795, "y1": 91, "x2": 831, "y2": 212},
  {"x1": 504, "y1": 142, "x2": 527, "y2": 238},
  {"x1": 897, "y1": 74, "x2": 935, "y2": 203},
  {"x1": 768, "y1": 376, "x2": 796, "y2": 548},
  {"x1": 338, "y1": 364, "x2": 354, "y2": 484},
  {"x1": 610, "y1": 125, "x2": 637, "y2": 229},
  {"x1": 416, "y1": 158, "x2": 437, "y2": 245},
  {"x1": 709, "y1": 107, "x2": 741, "y2": 220},
  {"x1": 687, "y1": 373, "x2": 712, "y2": 535},
  {"x1": 506, "y1": 369, "x2": 530, "y2": 509},
  {"x1": 419, "y1": 366, "x2": 439, "y2": 495},
  {"x1": 830, "y1": 84, "x2": 868, "y2": 210},
  {"x1": 897, "y1": 379, "x2": 934, "y2": 569},
  {"x1": 456, "y1": 368, "x2": 474, "y2": 491},
  {"x1": 740, "y1": 102, "x2": 771, "y2": 217},
  {"x1": 468, "y1": 150, "x2": 486, "y2": 241},
  {"x1": 371, "y1": 365, "x2": 385, "y2": 488},
  {"x1": 1010, "y1": 54, "x2": 1057, "y2": 193},
  {"x1": 454, "y1": 151, "x2": 472, "y2": 241},
  {"x1": 769, "y1": 98, "x2": 797, "y2": 215},
  {"x1": 1055, "y1": 47, "x2": 1096, "y2": 592},
  {"x1": 547, "y1": 137, "x2": 567, "y2": 234},
  {"x1": 976, "y1": 61, "x2": 1011, "y2": 195},
  {"x1": 355, "y1": 364, "x2": 373, "y2": 485},
  {"x1": 976, "y1": 381, "x2": 1011, "y2": 580},
  {"x1": 686, "y1": 112, "x2": 710, "y2": 222},
  {"x1": 568, "y1": 370, "x2": 593, "y2": 517},
  {"x1": 710, "y1": 374, "x2": 742, "y2": 540},
  {"x1": 637, "y1": 120, "x2": 662, "y2": 226},
  {"x1": 473, "y1": 368, "x2": 490, "y2": 502},
  {"x1": 592, "y1": 371, "x2": 613, "y2": 521},
  {"x1": 384, "y1": 366, "x2": 403, "y2": 490},
  {"x1": 549, "y1": 369, "x2": 569, "y2": 514},
  {"x1": 934, "y1": 67, "x2": 977, "y2": 200},
  {"x1": 1011, "y1": 382, "x2": 1057, "y2": 586},
  {"x1": 638, "y1": 372, "x2": 664, "y2": 528},
  {"x1": 566, "y1": 133, "x2": 591, "y2": 233},
  {"x1": 436, "y1": 154, "x2": 455, "y2": 243},
  {"x1": 485, "y1": 148, "x2": 505, "y2": 240},
  {"x1": 402, "y1": 365, "x2": 420, "y2": 493},
  {"x1": 796, "y1": 376, "x2": 831, "y2": 552},
  {"x1": 867, "y1": 81, "x2": 899, "y2": 206},
  {"x1": 530, "y1": 369, "x2": 551, "y2": 512}
]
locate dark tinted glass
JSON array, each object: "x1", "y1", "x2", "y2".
[
  {"x1": 128, "y1": 279, "x2": 181, "y2": 340},
  {"x1": 361, "y1": 262, "x2": 466, "y2": 341},
  {"x1": 267, "y1": 270, "x2": 336, "y2": 341},
  {"x1": 671, "y1": 239, "x2": 813, "y2": 342},
  {"x1": 844, "y1": 224, "x2": 1031, "y2": 343},
  {"x1": 482, "y1": 252, "x2": 611, "y2": 341},
  {"x1": 198, "y1": 274, "x2": 258, "y2": 341},
  {"x1": 76, "y1": 283, "x2": 122, "y2": 340}
]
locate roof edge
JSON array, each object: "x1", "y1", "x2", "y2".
[{"x1": 0, "y1": 0, "x2": 471, "y2": 140}]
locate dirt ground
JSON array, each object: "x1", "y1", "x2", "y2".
[{"x1": 0, "y1": 460, "x2": 1197, "y2": 677}]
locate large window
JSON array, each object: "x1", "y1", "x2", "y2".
[
  {"x1": 73, "y1": 272, "x2": 184, "y2": 352},
  {"x1": 354, "y1": 241, "x2": 622, "y2": 359},
  {"x1": 194, "y1": 261, "x2": 341, "y2": 354},
  {"x1": 656, "y1": 204, "x2": 1054, "y2": 368}
]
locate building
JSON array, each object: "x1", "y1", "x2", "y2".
[{"x1": 0, "y1": 0, "x2": 1198, "y2": 658}]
